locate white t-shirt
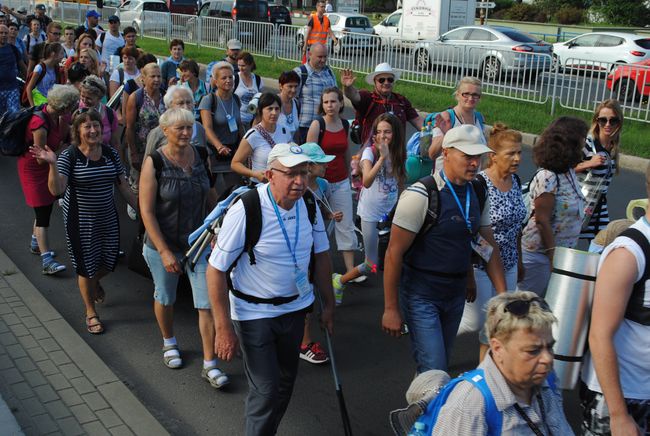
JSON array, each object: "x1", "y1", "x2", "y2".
[
  {"x1": 109, "y1": 68, "x2": 140, "y2": 85},
  {"x1": 277, "y1": 99, "x2": 299, "y2": 138},
  {"x1": 62, "y1": 44, "x2": 75, "y2": 58},
  {"x1": 234, "y1": 73, "x2": 263, "y2": 125},
  {"x1": 244, "y1": 126, "x2": 293, "y2": 181},
  {"x1": 96, "y1": 32, "x2": 125, "y2": 64},
  {"x1": 208, "y1": 183, "x2": 329, "y2": 321},
  {"x1": 581, "y1": 217, "x2": 650, "y2": 400},
  {"x1": 356, "y1": 146, "x2": 398, "y2": 222}
]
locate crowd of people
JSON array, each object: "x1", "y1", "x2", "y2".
[{"x1": 2, "y1": 3, "x2": 648, "y2": 435}]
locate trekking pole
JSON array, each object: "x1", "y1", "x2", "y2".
[{"x1": 316, "y1": 292, "x2": 353, "y2": 436}]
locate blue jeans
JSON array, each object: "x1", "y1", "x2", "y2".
[{"x1": 399, "y1": 265, "x2": 467, "y2": 374}]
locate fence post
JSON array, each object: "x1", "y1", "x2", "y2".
[
  {"x1": 78, "y1": 1, "x2": 82, "y2": 25},
  {"x1": 550, "y1": 57, "x2": 559, "y2": 116},
  {"x1": 556, "y1": 26, "x2": 561, "y2": 43},
  {"x1": 197, "y1": 17, "x2": 202, "y2": 49},
  {"x1": 167, "y1": 14, "x2": 172, "y2": 43}
]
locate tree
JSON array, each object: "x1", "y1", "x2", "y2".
[
  {"x1": 534, "y1": 0, "x2": 588, "y2": 17},
  {"x1": 590, "y1": 0, "x2": 650, "y2": 26}
]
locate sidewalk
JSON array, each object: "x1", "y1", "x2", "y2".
[{"x1": 0, "y1": 248, "x2": 168, "y2": 436}]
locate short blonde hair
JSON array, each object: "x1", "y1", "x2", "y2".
[
  {"x1": 455, "y1": 76, "x2": 482, "y2": 100},
  {"x1": 485, "y1": 291, "x2": 556, "y2": 343},
  {"x1": 159, "y1": 108, "x2": 194, "y2": 129},
  {"x1": 211, "y1": 61, "x2": 234, "y2": 78},
  {"x1": 47, "y1": 85, "x2": 80, "y2": 112},
  {"x1": 141, "y1": 62, "x2": 161, "y2": 76}
]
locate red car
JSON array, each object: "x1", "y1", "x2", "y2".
[{"x1": 607, "y1": 59, "x2": 650, "y2": 101}]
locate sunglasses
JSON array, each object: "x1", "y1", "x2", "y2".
[
  {"x1": 504, "y1": 297, "x2": 551, "y2": 317},
  {"x1": 597, "y1": 117, "x2": 620, "y2": 127},
  {"x1": 376, "y1": 77, "x2": 394, "y2": 84},
  {"x1": 82, "y1": 78, "x2": 103, "y2": 91},
  {"x1": 461, "y1": 92, "x2": 481, "y2": 99}
]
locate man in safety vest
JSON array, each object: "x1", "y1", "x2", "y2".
[{"x1": 302, "y1": 0, "x2": 337, "y2": 58}]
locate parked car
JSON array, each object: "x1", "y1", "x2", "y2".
[
  {"x1": 607, "y1": 59, "x2": 650, "y2": 101},
  {"x1": 413, "y1": 25, "x2": 552, "y2": 81},
  {"x1": 296, "y1": 12, "x2": 377, "y2": 55},
  {"x1": 187, "y1": 0, "x2": 271, "y2": 47},
  {"x1": 116, "y1": 0, "x2": 169, "y2": 35},
  {"x1": 269, "y1": 3, "x2": 291, "y2": 26},
  {"x1": 553, "y1": 32, "x2": 650, "y2": 71}
]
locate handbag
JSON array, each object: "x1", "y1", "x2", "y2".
[{"x1": 127, "y1": 220, "x2": 152, "y2": 279}]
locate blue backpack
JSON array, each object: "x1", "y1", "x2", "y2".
[{"x1": 410, "y1": 369, "x2": 558, "y2": 435}]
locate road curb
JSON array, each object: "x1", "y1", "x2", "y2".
[{"x1": 0, "y1": 247, "x2": 169, "y2": 436}]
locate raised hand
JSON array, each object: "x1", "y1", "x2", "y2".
[
  {"x1": 29, "y1": 144, "x2": 57, "y2": 164},
  {"x1": 340, "y1": 68, "x2": 355, "y2": 87}
]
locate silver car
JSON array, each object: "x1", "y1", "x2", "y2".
[
  {"x1": 413, "y1": 25, "x2": 553, "y2": 81},
  {"x1": 116, "y1": 0, "x2": 169, "y2": 35},
  {"x1": 296, "y1": 12, "x2": 378, "y2": 54}
]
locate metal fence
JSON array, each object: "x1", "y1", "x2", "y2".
[{"x1": 5, "y1": 0, "x2": 649, "y2": 123}]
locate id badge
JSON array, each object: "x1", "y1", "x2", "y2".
[
  {"x1": 471, "y1": 233, "x2": 494, "y2": 263},
  {"x1": 227, "y1": 115, "x2": 238, "y2": 133},
  {"x1": 295, "y1": 267, "x2": 311, "y2": 298}
]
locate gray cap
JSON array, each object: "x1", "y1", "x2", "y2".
[
  {"x1": 442, "y1": 124, "x2": 492, "y2": 156},
  {"x1": 227, "y1": 38, "x2": 242, "y2": 50}
]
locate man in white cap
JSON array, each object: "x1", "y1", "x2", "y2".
[
  {"x1": 342, "y1": 62, "x2": 422, "y2": 145},
  {"x1": 205, "y1": 38, "x2": 241, "y2": 85},
  {"x1": 207, "y1": 143, "x2": 335, "y2": 435},
  {"x1": 382, "y1": 124, "x2": 505, "y2": 374}
]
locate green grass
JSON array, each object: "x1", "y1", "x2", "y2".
[{"x1": 137, "y1": 36, "x2": 650, "y2": 158}]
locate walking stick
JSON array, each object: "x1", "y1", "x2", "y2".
[{"x1": 316, "y1": 292, "x2": 353, "y2": 436}]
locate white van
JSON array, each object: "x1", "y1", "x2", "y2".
[{"x1": 374, "y1": 0, "x2": 477, "y2": 49}]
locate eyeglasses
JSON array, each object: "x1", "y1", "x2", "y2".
[
  {"x1": 270, "y1": 167, "x2": 309, "y2": 179},
  {"x1": 597, "y1": 117, "x2": 620, "y2": 127},
  {"x1": 376, "y1": 77, "x2": 394, "y2": 84},
  {"x1": 504, "y1": 297, "x2": 551, "y2": 317},
  {"x1": 461, "y1": 92, "x2": 481, "y2": 99},
  {"x1": 50, "y1": 32, "x2": 61, "y2": 36}
]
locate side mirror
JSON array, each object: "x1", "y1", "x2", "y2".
[{"x1": 438, "y1": 35, "x2": 446, "y2": 42}]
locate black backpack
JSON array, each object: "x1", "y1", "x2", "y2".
[
  {"x1": 0, "y1": 106, "x2": 48, "y2": 156},
  {"x1": 150, "y1": 146, "x2": 214, "y2": 187},
  {"x1": 316, "y1": 116, "x2": 349, "y2": 144}
]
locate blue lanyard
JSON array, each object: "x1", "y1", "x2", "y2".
[
  {"x1": 267, "y1": 185, "x2": 300, "y2": 268},
  {"x1": 441, "y1": 171, "x2": 472, "y2": 234}
]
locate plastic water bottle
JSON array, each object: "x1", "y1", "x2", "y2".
[
  {"x1": 377, "y1": 214, "x2": 391, "y2": 271},
  {"x1": 408, "y1": 421, "x2": 427, "y2": 436},
  {"x1": 419, "y1": 121, "x2": 433, "y2": 156}
]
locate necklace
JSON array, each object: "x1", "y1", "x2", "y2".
[{"x1": 163, "y1": 147, "x2": 193, "y2": 175}]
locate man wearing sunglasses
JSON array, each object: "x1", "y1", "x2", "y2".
[
  {"x1": 382, "y1": 125, "x2": 506, "y2": 373},
  {"x1": 581, "y1": 163, "x2": 650, "y2": 436},
  {"x1": 207, "y1": 143, "x2": 335, "y2": 435},
  {"x1": 342, "y1": 62, "x2": 422, "y2": 145}
]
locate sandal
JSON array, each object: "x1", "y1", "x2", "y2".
[
  {"x1": 201, "y1": 365, "x2": 229, "y2": 389},
  {"x1": 162, "y1": 345, "x2": 183, "y2": 369},
  {"x1": 95, "y1": 284, "x2": 106, "y2": 304},
  {"x1": 86, "y1": 315, "x2": 104, "y2": 334}
]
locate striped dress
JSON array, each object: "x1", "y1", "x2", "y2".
[
  {"x1": 57, "y1": 145, "x2": 125, "y2": 278},
  {"x1": 578, "y1": 135, "x2": 615, "y2": 240}
]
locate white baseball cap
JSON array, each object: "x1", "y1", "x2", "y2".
[
  {"x1": 267, "y1": 143, "x2": 313, "y2": 168},
  {"x1": 442, "y1": 125, "x2": 493, "y2": 155}
]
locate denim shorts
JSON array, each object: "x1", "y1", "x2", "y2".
[{"x1": 142, "y1": 244, "x2": 211, "y2": 309}]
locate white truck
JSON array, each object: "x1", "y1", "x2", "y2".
[{"x1": 374, "y1": 0, "x2": 477, "y2": 49}]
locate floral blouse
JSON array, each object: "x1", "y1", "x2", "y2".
[{"x1": 522, "y1": 169, "x2": 585, "y2": 253}]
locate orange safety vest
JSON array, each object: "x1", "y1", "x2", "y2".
[{"x1": 306, "y1": 13, "x2": 331, "y2": 46}]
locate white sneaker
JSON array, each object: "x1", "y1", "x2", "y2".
[
  {"x1": 127, "y1": 204, "x2": 137, "y2": 221},
  {"x1": 349, "y1": 275, "x2": 367, "y2": 284}
]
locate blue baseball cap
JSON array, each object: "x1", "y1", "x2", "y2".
[
  {"x1": 301, "y1": 142, "x2": 335, "y2": 163},
  {"x1": 86, "y1": 10, "x2": 100, "y2": 19}
]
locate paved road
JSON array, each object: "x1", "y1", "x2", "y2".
[{"x1": 0, "y1": 113, "x2": 646, "y2": 435}]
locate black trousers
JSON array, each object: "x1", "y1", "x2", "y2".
[{"x1": 233, "y1": 308, "x2": 306, "y2": 436}]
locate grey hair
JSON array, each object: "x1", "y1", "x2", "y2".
[
  {"x1": 163, "y1": 85, "x2": 193, "y2": 108},
  {"x1": 485, "y1": 290, "x2": 557, "y2": 343},
  {"x1": 159, "y1": 108, "x2": 194, "y2": 129},
  {"x1": 46, "y1": 85, "x2": 80, "y2": 112},
  {"x1": 79, "y1": 74, "x2": 106, "y2": 98},
  {"x1": 211, "y1": 61, "x2": 234, "y2": 78}
]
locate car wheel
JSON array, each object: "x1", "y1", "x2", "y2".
[
  {"x1": 415, "y1": 48, "x2": 430, "y2": 71},
  {"x1": 482, "y1": 57, "x2": 501, "y2": 82},
  {"x1": 552, "y1": 54, "x2": 561, "y2": 72},
  {"x1": 615, "y1": 79, "x2": 636, "y2": 102},
  {"x1": 296, "y1": 33, "x2": 304, "y2": 50}
]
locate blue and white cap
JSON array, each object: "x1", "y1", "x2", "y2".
[{"x1": 267, "y1": 143, "x2": 313, "y2": 168}]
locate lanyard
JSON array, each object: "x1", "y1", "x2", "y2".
[
  {"x1": 267, "y1": 185, "x2": 300, "y2": 268},
  {"x1": 512, "y1": 393, "x2": 551, "y2": 436},
  {"x1": 441, "y1": 171, "x2": 472, "y2": 234},
  {"x1": 217, "y1": 94, "x2": 234, "y2": 120}
]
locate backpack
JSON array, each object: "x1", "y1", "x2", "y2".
[
  {"x1": 133, "y1": 86, "x2": 168, "y2": 114},
  {"x1": 0, "y1": 106, "x2": 48, "y2": 156},
  {"x1": 150, "y1": 146, "x2": 214, "y2": 187},
  {"x1": 316, "y1": 116, "x2": 349, "y2": 144},
  {"x1": 409, "y1": 369, "x2": 558, "y2": 435},
  {"x1": 521, "y1": 169, "x2": 560, "y2": 228},
  {"x1": 65, "y1": 143, "x2": 121, "y2": 184},
  {"x1": 619, "y1": 227, "x2": 650, "y2": 325},
  {"x1": 297, "y1": 64, "x2": 335, "y2": 99},
  {"x1": 21, "y1": 62, "x2": 63, "y2": 106},
  {"x1": 234, "y1": 73, "x2": 262, "y2": 92}
]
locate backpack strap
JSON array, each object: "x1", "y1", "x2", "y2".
[
  {"x1": 105, "y1": 106, "x2": 115, "y2": 126},
  {"x1": 101, "y1": 143, "x2": 121, "y2": 184},
  {"x1": 254, "y1": 74, "x2": 261, "y2": 89},
  {"x1": 150, "y1": 149, "x2": 164, "y2": 181},
  {"x1": 317, "y1": 116, "x2": 326, "y2": 144},
  {"x1": 135, "y1": 87, "x2": 145, "y2": 113},
  {"x1": 298, "y1": 64, "x2": 308, "y2": 98},
  {"x1": 234, "y1": 73, "x2": 240, "y2": 91},
  {"x1": 195, "y1": 145, "x2": 214, "y2": 187},
  {"x1": 33, "y1": 62, "x2": 48, "y2": 89},
  {"x1": 118, "y1": 68, "x2": 124, "y2": 85},
  {"x1": 418, "y1": 175, "x2": 441, "y2": 236},
  {"x1": 241, "y1": 188, "x2": 263, "y2": 265},
  {"x1": 99, "y1": 31, "x2": 106, "y2": 46},
  {"x1": 470, "y1": 173, "x2": 488, "y2": 215},
  {"x1": 619, "y1": 227, "x2": 650, "y2": 325}
]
